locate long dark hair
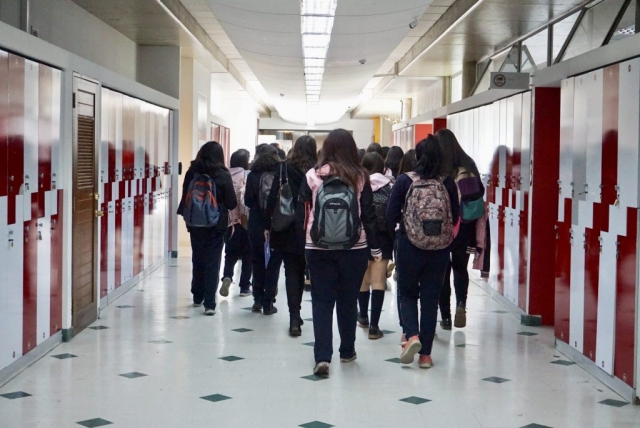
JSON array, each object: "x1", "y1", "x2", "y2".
[
  {"x1": 230, "y1": 150, "x2": 249, "y2": 169},
  {"x1": 193, "y1": 141, "x2": 226, "y2": 174},
  {"x1": 251, "y1": 144, "x2": 280, "y2": 173},
  {"x1": 398, "y1": 149, "x2": 417, "y2": 175},
  {"x1": 414, "y1": 135, "x2": 443, "y2": 179},
  {"x1": 436, "y1": 128, "x2": 480, "y2": 177},
  {"x1": 318, "y1": 129, "x2": 367, "y2": 189},
  {"x1": 362, "y1": 152, "x2": 385, "y2": 175},
  {"x1": 288, "y1": 135, "x2": 317, "y2": 173},
  {"x1": 385, "y1": 146, "x2": 404, "y2": 175},
  {"x1": 365, "y1": 142, "x2": 383, "y2": 156}
]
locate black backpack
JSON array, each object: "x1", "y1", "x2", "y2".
[
  {"x1": 310, "y1": 176, "x2": 361, "y2": 250},
  {"x1": 372, "y1": 183, "x2": 392, "y2": 232},
  {"x1": 258, "y1": 171, "x2": 275, "y2": 212}
]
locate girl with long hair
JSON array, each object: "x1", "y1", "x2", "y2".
[
  {"x1": 177, "y1": 141, "x2": 237, "y2": 315},
  {"x1": 386, "y1": 136, "x2": 459, "y2": 368},
  {"x1": 245, "y1": 144, "x2": 283, "y2": 315},
  {"x1": 436, "y1": 128, "x2": 484, "y2": 330},
  {"x1": 358, "y1": 152, "x2": 393, "y2": 340},
  {"x1": 299, "y1": 129, "x2": 381, "y2": 376},
  {"x1": 266, "y1": 135, "x2": 318, "y2": 336},
  {"x1": 384, "y1": 146, "x2": 405, "y2": 179}
]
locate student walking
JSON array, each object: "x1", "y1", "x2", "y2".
[
  {"x1": 299, "y1": 129, "x2": 381, "y2": 376},
  {"x1": 436, "y1": 129, "x2": 485, "y2": 330},
  {"x1": 221, "y1": 150, "x2": 252, "y2": 298},
  {"x1": 357, "y1": 152, "x2": 393, "y2": 340},
  {"x1": 177, "y1": 141, "x2": 237, "y2": 315},
  {"x1": 267, "y1": 135, "x2": 318, "y2": 336},
  {"x1": 245, "y1": 144, "x2": 283, "y2": 315},
  {"x1": 386, "y1": 136, "x2": 459, "y2": 367}
]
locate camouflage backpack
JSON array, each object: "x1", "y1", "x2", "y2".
[{"x1": 402, "y1": 172, "x2": 453, "y2": 250}]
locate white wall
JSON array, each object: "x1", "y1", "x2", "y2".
[{"x1": 260, "y1": 113, "x2": 374, "y2": 149}]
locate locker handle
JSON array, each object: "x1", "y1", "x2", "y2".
[{"x1": 95, "y1": 210, "x2": 104, "y2": 217}]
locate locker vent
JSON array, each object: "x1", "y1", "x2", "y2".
[{"x1": 77, "y1": 116, "x2": 95, "y2": 189}]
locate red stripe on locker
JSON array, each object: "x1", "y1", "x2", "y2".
[
  {"x1": 50, "y1": 190, "x2": 63, "y2": 335},
  {"x1": 100, "y1": 189, "x2": 108, "y2": 298},
  {"x1": 0, "y1": 52, "x2": 8, "y2": 197},
  {"x1": 23, "y1": 193, "x2": 38, "y2": 354},
  {"x1": 583, "y1": 212, "x2": 603, "y2": 362},
  {"x1": 614, "y1": 207, "x2": 637, "y2": 387},
  {"x1": 7, "y1": 54, "x2": 25, "y2": 225},
  {"x1": 115, "y1": 192, "x2": 123, "y2": 289}
]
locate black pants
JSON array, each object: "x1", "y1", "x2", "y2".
[
  {"x1": 393, "y1": 233, "x2": 403, "y2": 331},
  {"x1": 439, "y1": 222, "x2": 474, "y2": 319},
  {"x1": 223, "y1": 224, "x2": 252, "y2": 290},
  {"x1": 249, "y1": 228, "x2": 283, "y2": 307},
  {"x1": 397, "y1": 234, "x2": 449, "y2": 356},
  {"x1": 306, "y1": 248, "x2": 368, "y2": 363},
  {"x1": 282, "y1": 251, "x2": 306, "y2": 317},
  {"x1": 189, "y1": 227, "x2": 224, "y2": 310}
]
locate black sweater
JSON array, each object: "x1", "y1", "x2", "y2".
[
  {"x1": 177, "y1": 166, "x2": 237, "y2": 233},
  {"x1": 244, "y1": 169, "x2": 276, "y2": 232},
  {"x1": 266, "y1": 161, "x2": 306, "y2": 255}
]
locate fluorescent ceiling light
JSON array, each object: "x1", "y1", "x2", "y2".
[
  {"x1": 303, "y1": 46, "x2": 328, "y2": 59},
  {"x1": 304, "y1": 58, "x2": 325, "y2": 67},
  {"x1": 302, "y1": 34, "x2": 331, "y2": 48},
  {"x1": 301, "y1": 0, "x2": 337, "y2": 16},
  {"x1": 301, "y1": 16, "x2": 334, "y2": 35},
  {"x1": 304, "y1": 66, "x2": 325, "y2": 74}
]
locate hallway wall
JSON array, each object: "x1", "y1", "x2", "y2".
[{"x1": 0, "y1": 51, "x2": 63, "y2": 372}]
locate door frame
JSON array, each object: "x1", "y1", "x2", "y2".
[{"x1": 71, "y1": 74, "x2": 101, "y2": 336}]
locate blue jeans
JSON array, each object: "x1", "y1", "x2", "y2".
[
  {"x1": 306, "y1": 248, "x2": 368, "y2": 363},
  {"x1": 189, "y1": 228, "x2": 224, "y2": 309},
  {"x1": 397, "y1": 234, "x2": 449, "y2": 355}
]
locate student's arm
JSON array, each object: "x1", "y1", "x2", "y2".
[
  {"x1": 360, "y1": 181, "x2": 381, "y2": 256},
  {"x1": 386, "y1": 174, "x2": 411, "y2": 231},
  {"x1": 220, "y1": 171, "x2": 237, "y2": 211}
]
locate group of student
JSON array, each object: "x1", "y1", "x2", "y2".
[{"x1": 177, "y1": 128, "x2": 485, "y2": 376}]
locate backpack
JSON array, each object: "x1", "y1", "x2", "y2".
[
  {"x1": 310, "y1": 176, "x2": 361, "y2": 250},
  {"x1": 258, "y1": 171, "x2": 275, "y2": 212},
  {"x1": 183, "y1": 173, "x2": 220, "y2": 228},
  {"x1": 372, "y1": 183, "x2": 392, "y2": 232},
  {"x1": 402, "y1": 172, "x2": 453, "y2": 250},
  {"x1": 228, "y1": 169, "x2": 247, "y2": 226},
  {"x1": 455, "y1": 168, "x2": 485, "y2": 222}
]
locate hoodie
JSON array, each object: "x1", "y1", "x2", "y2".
[
  {"x1": 228, "y1": 167, "x2": 248, "y2": 226},
  {"x1": 298, "y1": 165, "x2": 381, "y2": 255},
  {"x1": 369, "y1": 172, "x2": 391, "y2": 192}
]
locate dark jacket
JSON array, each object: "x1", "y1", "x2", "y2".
[
  {"x1": 177, "y1": 166, "x2": 237, "y2": 233},
  {"x1": 386, "y1": 173, "x2": 459, "y2": 239},
  {"x1": 266, "y1": 161, "x2": 306, "y2": 254},
  {"x1": 245, "y1": 169, "x2": 276, "y2": 232}
]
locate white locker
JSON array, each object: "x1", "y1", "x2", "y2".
[
  {"x1": 5, "y1": 195, "x2": 24, "y2": 363},
  {"x1": 143, "y1": 193, "x2": 150, "y2": 269},
  {"x1": 100, "y1": 89, "x2": 109, "y2": 188},
  {"x1": 36, "y1": 192, "x2": 51, "y2": 345},
  {"x1": 0, "y1": 197, "x2": 13, "y2": 368},
  {"x1": 488, "y1": 204, "x2": 501, "y2": 291},
  {"x1": 114, "y1": 92, "x2": 123, "y2": 182},
  {"x1": 520, "y1": 92, "x2": 532, "y2": 194},
  {"x1": 569, "y1": 225, "x2": 586, "y2": 352},
  {"x1": 559, "y1": 78, "x2": 575, "y2": 210},
  {"x1": 617, "y1": 58, "x2": 640, "y2": 209},
  {"x1": 23, "y1": 60, "x2": 38, "y2": 200},
  {"x1": 50, "y1": 69, "x2": 62, "y2": 198},
  {"x1": 107, "y1": 200, "x2": 115, "y2": 293},
  {"x1": 504, "y1": 207, "x2": 520, "y2": 306},
  {"x1": 498, "y1": 100, "x2": 507, "y2": 189},
  {"x1": 595, "y1": 231, "x2": 617, "y2": 375},
  {"x1": 572, "y1": 75, "x2": 588, "y2": 210},
  {"x1": 585, "y1": 70, "x2": 604, "y2": 204}
]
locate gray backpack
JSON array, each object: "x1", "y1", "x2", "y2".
[{"x1": 310, "y1": 176, "x2": 361, "y2": 250}]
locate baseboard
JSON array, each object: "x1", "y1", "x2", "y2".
[
  {"x1": 556, "y1": 339, "x2": 637, "y2": 404},
  {"x1": 99, "y1": 257, "x2": 168, "y2": 311},
  {"x1": 171, "y1": 250, "x2": 178, "y2": 258},
  {"x1": 0, "y1": 332, "x2": 62, "y2": 388}
]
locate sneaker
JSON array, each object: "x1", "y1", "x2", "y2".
[
  {"x1": 399, "y1": 335, "x2": 422, "y2": 364},
  {"x1": 289, "y1": 317, "x2": 301, "y2": 337},
  {"x1": 418, "y1": 354, "x2": 433, "y2": 368},
  {"x1": 393, "y1": 270, "x2": 398, "y2": 281},
  {"x1": 400, "y1": 333, "x2": 407, "y2": 346},
  {"x1": 239, "y1": 288, "x2": 251, "y2": 297},
  {"x1": 357, "y1": 314, "x2": 370, "y2": 328},
  {"x1": 387, "y1": 262, "x2": 395, "y2": 279},
  {"x1": 252, "y1": 302, "x2": 262, "y2": 312},
  {"x1": 204, "y1": 308, "x2": 216, "y2": 316},
  {"x1": 454, "y1": 304, "x2": 466, "y2": 328},
  {"x1": 193, "y1": 301, "x2": 203, "y2": 308},
  {"x1": 263, "y1": 305, "x2": 278, "y2": 316},
  {"x1": 368, "y1": 327, "x2": 384, "y2": 340},
  {"x1": 219, "y1": 277, "x2": 231, "y2": 297},
  {"x1": 340, "y1": 353, "x2": 357, "y2": 363},
  {"x1": 440, "y1": 318, "x2": 452, "y2": 330},
  {"x1": 313, "y1": 362, "x2": 329, "y2": 376}
]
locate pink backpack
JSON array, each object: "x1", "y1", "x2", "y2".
[
  {"x1": 228, "y1": 168, "x2": 248, "y2": 226},
  {"x1": 402, "y1": 172, "x2": 453, "y2": 250}
]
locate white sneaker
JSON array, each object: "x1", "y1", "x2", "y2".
[
  {"x1": 204, "y1": 308, "x2": 216, "y2": 316},
  {"x1": 193, "y1": 301, "x2": 203, "y2": 308},
  {"x1": 313, "y1": 362, "x2": 329, "y2": 376},
  {"x1": 220, "y1": 277, "x2": 231, "y2": 297}
]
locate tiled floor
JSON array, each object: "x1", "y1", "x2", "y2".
[{"x1": 1, "y1": 258, "x2": 639, "y2": 427}]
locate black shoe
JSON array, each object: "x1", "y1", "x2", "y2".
[
  {"x1": 289, "y1": 317, "x2": 301, "y2": 336},
  {"x1": 357, "y1": 314, "x2": 369, "y2": 328},
  {"x1": 368, "y1": 327, "x2": 384, "y2": 340},
  {"x1": 440, "y1": 318, "x2": 452, "y2": 330},
  {"x1": 263, "y1": 305, "x2": 278, "y2": 315},
  {"x1": 298, "y1": 315, "x2": 304, "y2": 326},
  {"x1": 252, "y1": 302, "x2": 262, "y2": 312}
]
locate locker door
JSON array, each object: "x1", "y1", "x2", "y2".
[
  {"x1": 569, "y1": 225, "x2": 586, "y2": 352},
  {"x1": 585, "y1": 70, "x2": 604, "y2": 204},
  {"x1": 573, "y1": 75, "x2": 588, "y2": 213},
  {"x1": 503, "y1": 207, "x2": 519, "y2": 306},
  {"x1": 71, "y1": 77, "x2": 100, "y2": 334},
  {"x1": 107, "y1": 200, "x2": 115, "y2": 294},
  {"x1": 559, "y1": 78, "x2": 575, "y2": 208},
  {"x1": 555, "y1": 199, "x2": 572, "y2": 342},
  {"x1": 49, "y1": 67, "x2": 62, "y2": 336},
  {"x1": 617, "y1": 58, "x2": 640, "y2": 209},
  {"x1": 99, "y1": 89, "x2": 109, "y2": 299},
  {"x1": 596, "y1": 231, "x2": 617, "y2": 374},
  {"x1": 488, "y1": 204, "x2": 500, "y2": 291},
  {"x1": 519, "y1": 92, "x2": 532, "y2": 194}
]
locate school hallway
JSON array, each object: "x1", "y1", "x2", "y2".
[{"x1": 0, "y1": 257, "x2": 637, "y2": 428}]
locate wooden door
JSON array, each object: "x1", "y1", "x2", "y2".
[{"x1": 72, "y1": 77, "x2": 100, "y2": 334}]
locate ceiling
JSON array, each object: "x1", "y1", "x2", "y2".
[{"x1": 206, "y1": 0, "x2": 433, "y2": 124}]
